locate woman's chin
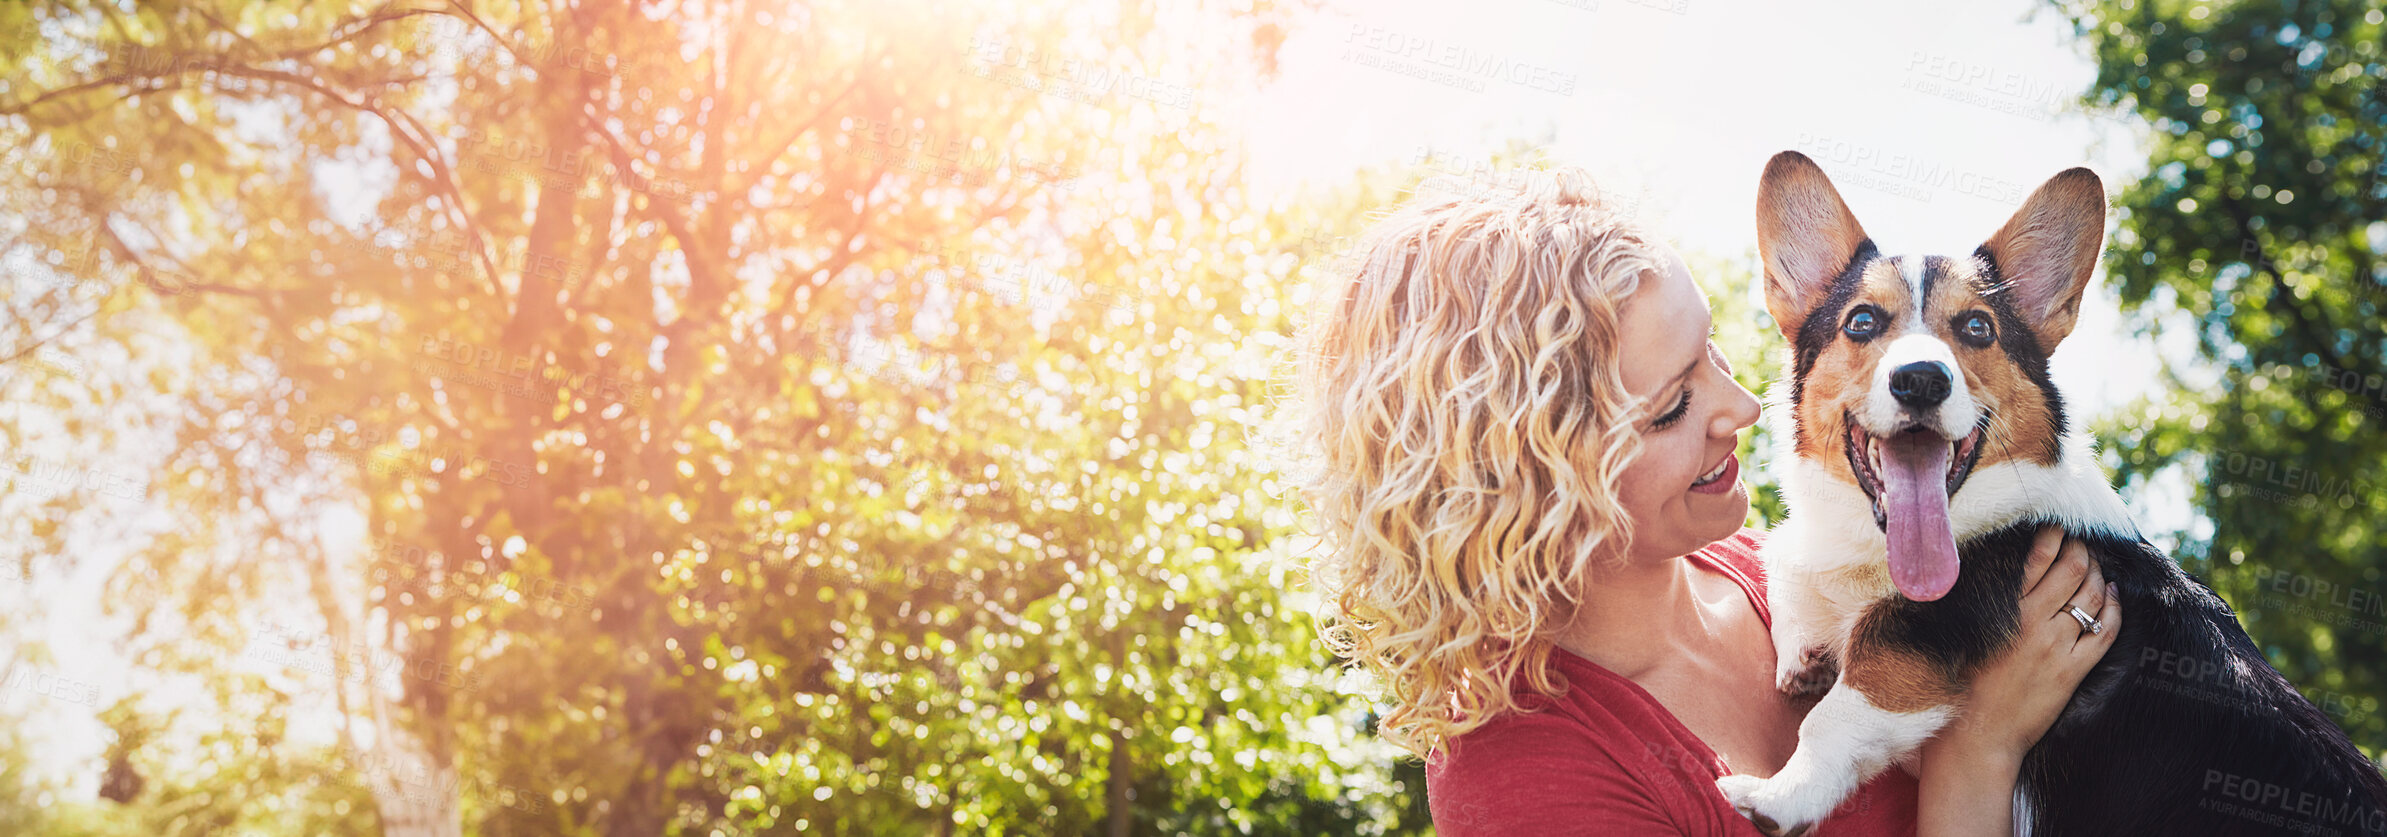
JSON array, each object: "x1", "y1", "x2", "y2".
[{"x1": 1694, "y1": 489, "x2": 1751, "y2": 537}]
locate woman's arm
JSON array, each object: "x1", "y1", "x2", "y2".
[{"x1": 1913, "y1": 525, "x2": 2122, "y2": 837}]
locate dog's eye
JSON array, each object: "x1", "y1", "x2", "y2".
[
  {"x1": 1843, "y1": 306, "x2": 1884, "y2": 341},
  {"x1": 1956, "y1": 312, "x2": 1996, "y2": 347}
]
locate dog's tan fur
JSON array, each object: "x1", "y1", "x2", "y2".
[{"x1": 1842, "y1": 609, "x2": 1967, "y2": 714}]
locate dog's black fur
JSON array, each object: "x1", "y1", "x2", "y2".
[{"x1": 1858, "y1": 520, "x2": 2387, "y2": 835}]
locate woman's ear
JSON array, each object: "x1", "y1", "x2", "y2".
[{"x1": 1755, "y1": 151, "x2": 1872, "y2": 340}]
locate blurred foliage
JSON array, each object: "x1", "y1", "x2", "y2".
[
  {"x1": 2053, "y1": 0, "x2": 2387, "y2": 754},
  {"x1": 0, "y1": 0, "x2": 1450, "y2": 833},
  {"x1": 1690, "y1": 250, "x2": 1791, "y2": 529}
]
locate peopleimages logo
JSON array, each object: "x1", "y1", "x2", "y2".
[
  {"x1": 417, "y1": 333, "x2": 650, "y2": 411},
  {"x1": 2245, "y1": 565, "x2": 2387, "y2": 640},
  {"x1": 2202, "y1": 769, "x2": 2387, "y2": 835},
  {"x1": 1341, "y1": 25, "x2": 1578, "y2": 96},
  {"x1": 963, "y1": 35, "x2": 1196, "y2": 111},
  {"x1": 2209, "y1": 447, "x2": 2374, "y2": 510},
  {"x1": 2251, "y1": 566, "x2": 2387, "y2": 618},
  {"x1": 1, "y1": 453, "x2": 147, "y2": 501},
  {"x1": 1900, "y1": 51, "x2": 2066, "y2": 121},
  {"x1": 243, "y1": 619, "x2": 486, "y2": 692},
  {"x1": 1, "y1": 664, "x2": 101, "y2": 707},
  {"x1": 1790, "y1": 134, "x2": 2029, "y2": 205},
  {"x1": 2307, "y1": 362, "x2": 2387, "y2": 420},
  {"x1": 840, "y1": 116, "x2": 1080, "y2": 188}
]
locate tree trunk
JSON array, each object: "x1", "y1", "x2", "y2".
[
  {"x1": 1105, "y1": 630, "x2": 1133, "y2": 837},
  {"x1": 1105, "y1": 732, "x2": 1132, "y2": 837}
]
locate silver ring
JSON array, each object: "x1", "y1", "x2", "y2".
[{"x1": 2066, "y1": 605, "x2": 2104, "y2": 636}]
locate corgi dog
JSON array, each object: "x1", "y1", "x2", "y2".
[{"x1": 1712, "y1": 151, "x2": 2387, "y2": 836}]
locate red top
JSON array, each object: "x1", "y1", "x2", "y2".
[{"x1": 1425, "y1": 528, "x2": 1919, "y2": 835}]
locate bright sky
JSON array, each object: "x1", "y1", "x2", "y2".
[{"x1": 1237, "y1": 0, "x2": 2186, "y2": 423}]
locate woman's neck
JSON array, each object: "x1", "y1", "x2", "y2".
[{"x1": 1549, "y1": 552, "x2": 1725, "y2": 681}]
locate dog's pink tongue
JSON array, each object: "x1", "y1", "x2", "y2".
[{"x1": 1882, "y1": 434, "x2": 1959, "y2": 601}]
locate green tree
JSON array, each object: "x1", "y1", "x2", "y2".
[
  {"x1": 0, "y1": 0, "x2": 1427, "y2": 834},
  {"x1": 2053, "y1": 0, "x2": 2387, "y2": 754}
]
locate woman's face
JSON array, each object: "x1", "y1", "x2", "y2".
[{"x1": 1612, "y1": 247, "x2": 1763, "y2": 563}]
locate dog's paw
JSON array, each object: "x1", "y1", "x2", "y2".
[
  {"x1": 1775, "y1": 645, "x2": 1838, "y2": 698},
  {"x1": 1715, "y1": 775, "x2": 1816, "y2": 837}
]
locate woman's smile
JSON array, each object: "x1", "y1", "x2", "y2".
[{"x1": 1690, "y1": 450, "x2": 1740, "y2": 495}]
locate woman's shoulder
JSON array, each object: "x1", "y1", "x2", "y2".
[
  {"x1": 1696, "y1": 527, "x2": 1767, "y2": 577},
  {"x1": 1424, "y1": 653, "x2": 1723, "y2": 833},
  {"x1": 1426, "y1": 654, "x2": 1624, "y2": 762},
  {"x1": 1691, "y1": 527, "x2": 1770, "y2": 602}
]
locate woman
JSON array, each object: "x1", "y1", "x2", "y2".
[{"x1": 1290, "y1": 166, "x2": 2122, "y2": 835}]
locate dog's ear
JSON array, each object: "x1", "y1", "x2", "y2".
[
  {"x1": 1979, "y1": 167, "x2": 2107, "y2": 347},
  {"x1": 1756, "y1": 151, "x2": 1870, "y2": 339}
]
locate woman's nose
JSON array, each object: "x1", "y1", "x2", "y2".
[{"x1": 1714, "y1": 379, "x2": 1761, "y2": 436}]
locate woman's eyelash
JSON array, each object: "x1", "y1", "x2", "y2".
[{"x1": 1652, "y1": 388, "x2": 1692, "y2": 429}]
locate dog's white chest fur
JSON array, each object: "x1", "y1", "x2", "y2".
[{"x1": 1761, "y1": 407, "x2": 2144, "y2": 645}]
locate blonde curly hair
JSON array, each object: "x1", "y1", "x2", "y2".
[{"x1": 1292, "y1": 165, "x2": 1665, "y2": 759}]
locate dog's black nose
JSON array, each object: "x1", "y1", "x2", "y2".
[{"x1": 1889, "y1": 361, "x2": 1953, "y2": 408}]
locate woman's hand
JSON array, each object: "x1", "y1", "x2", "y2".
[
  {"x1": 1937, "y1": 524, "x2": 2122, "y2": 761},
  {"x1": 1913, "y1": 524, "x2": 2122, "y2": 836}
]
